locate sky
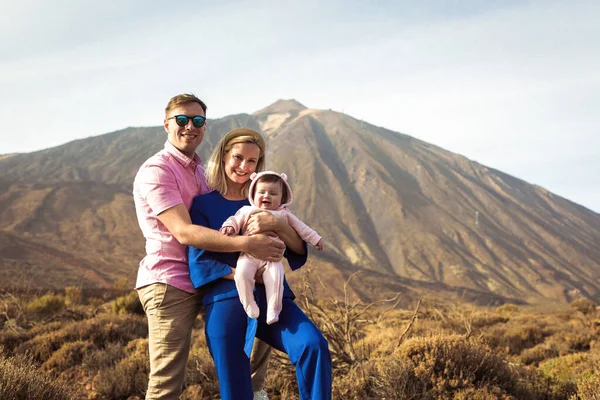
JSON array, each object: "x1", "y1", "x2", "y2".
[{"x1": 1, "y1": 0, "x2": 599, "y2": 212}]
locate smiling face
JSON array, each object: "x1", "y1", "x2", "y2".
[
  {"x1": 253, "y1": 180, "x2": 283, "y2": 210},
  {"x1": 223, "y1": 142, "x2": 261, "y2": 194},
  {"x1": 164, "y1": 101, "x2": 206, "y2": 157}
]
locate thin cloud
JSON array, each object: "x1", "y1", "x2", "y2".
[{"x1": 0, "y1": 0, "x2": 598, "y2": 212}]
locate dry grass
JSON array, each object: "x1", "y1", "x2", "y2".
[
  {"x1": 0, "y1": 352, "x2": 73, "y2": 399},
  {"x1": 0, "y1": 286, "x2": 598, "y2": 400}
]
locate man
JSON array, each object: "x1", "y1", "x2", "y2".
[{"x1": 133, "y1": 93, "x2": 292, "y2": 399}]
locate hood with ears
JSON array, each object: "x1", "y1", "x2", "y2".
[{"x1": 248, "y1": 171, "x2": 293, "y2": 208}]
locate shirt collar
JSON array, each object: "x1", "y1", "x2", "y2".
[{"x1": 163, "y1": 140, "x2": 202, "y2": 168}]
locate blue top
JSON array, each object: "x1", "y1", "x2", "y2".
[{"x1": 188, "y1": 190, "x2": 308, "y2": 306}]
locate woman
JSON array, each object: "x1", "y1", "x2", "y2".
[{"x1": 188, "y1": 128, "x2": 332, "y2": 400}]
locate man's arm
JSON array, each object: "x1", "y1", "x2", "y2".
[{"x1": 158, "y1": 204, "x2": 285, "y2": 262}]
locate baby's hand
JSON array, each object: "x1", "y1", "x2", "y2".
[
  {"x1": 220, "y1": 226, "x2": 235, "y2": 236},
  {"x1": 316, "y1": 239, "x2": 323, "y2": 251}
]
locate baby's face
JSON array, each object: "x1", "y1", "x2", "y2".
[{"x1": 253, "y1": 181, "x2": 283, "y2": 210}]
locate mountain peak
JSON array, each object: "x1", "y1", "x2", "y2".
[{"x1": 253, "y1": 99, "x2": 307, "y2": 115}]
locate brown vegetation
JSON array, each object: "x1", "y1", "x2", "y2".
[
  {"x1": 0, "y1": 353, "x2": 73, "y2": 399},
  {"x1": 0, "y1": 280, "x2": 599, "y2": 400}
]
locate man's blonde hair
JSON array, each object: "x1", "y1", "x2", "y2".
[
  {"x1": 165, "y1": 93, "x2": 207, "y2": 116},
  {"x1": 205, "y1": 128, "x2": 266, "y2": 198}
]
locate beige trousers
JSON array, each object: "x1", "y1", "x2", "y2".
[
  {"x1": 138, "y1": 283, "x2": 271, "y2": 399},
  {"x1": 251, "y1": 337, "x2": 272, "y2": 391}
]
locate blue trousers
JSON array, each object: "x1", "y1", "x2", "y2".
[{"x1": 205, "y1": 285, "x2": 332, "y2": 400}]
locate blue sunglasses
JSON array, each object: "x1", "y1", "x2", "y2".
[{"x1": 168, "y1": 115, "x2": 206, "y2": 128}]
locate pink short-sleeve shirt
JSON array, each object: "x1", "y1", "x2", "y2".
[{"x1": 133, "y1": 141, "x2": 211, "y2": 293}]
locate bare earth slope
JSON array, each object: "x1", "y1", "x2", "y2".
[{"x1": 1, "y1": 99, "x2": 599, "y2": 304}]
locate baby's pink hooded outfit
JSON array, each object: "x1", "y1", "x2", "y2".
[{"x1": 221, "y1": 171, "x2": 322, "y2": 324}]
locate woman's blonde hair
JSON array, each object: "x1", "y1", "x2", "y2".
[{"x1": 205, "y1": 128, "x2": 266, "y2": 198}]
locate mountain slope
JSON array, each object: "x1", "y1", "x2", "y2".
[
  {"x1": 262, "y1": 107, "x2": 600, "y2": 302},
  {"x1": 1, "y1": 100, "x2": 599, "y2": 304}
]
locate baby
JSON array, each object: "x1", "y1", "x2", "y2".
[{"x1": 220, "y1": 171, "x2": 323, "y2": 324}]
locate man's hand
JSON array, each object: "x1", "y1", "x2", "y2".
[
  {"x1": 244, "y1": 234, "x2": 285, "y2": 262},
  {"x1": 220, "y1": 226, "x2": 235, "y2": 236},
  {"x1": 246, "y1": 211, "x2": 285, "y2": 236}
]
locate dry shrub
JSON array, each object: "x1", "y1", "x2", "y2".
[
  {"x1": 16, "y1": 314, "x2": 147, "y2": 363},
  {"x1": 483, "y1": 322, "x2": 547, "y2": 355},
  {"x1": 299, "y1": 269, "x2": 402, "y2": 371},
  {"x1": 471, "y1": 311, "x2": 509, "y2": 329},
  {"x1": 92, "y1": 338, "x2": 150, "y2": 399},
  {"x1": 361, "y1": 324, "x2": 401, "y2": 357},
  {"x1": 495, "y1": 304, "x2": 520, "y2": 315},
  {"x1": 539, "y1": 353, "x2": 591, "y2": 381},
  {"x1": 16, "y1": 330, "x2": 65, "y2": 362},
  {"x1": 112, "y1": 278, "x2": 131, "y2": 290},
  {"x1": 29, "y1": 320, "x2": 66, "y2": 336},
  {"x1": 262, "y1": 349, "x2": 299, "y2": 399},
  {"x1": 555, "y1": 330, "x2": 594, "y2": 353},
  {"x1": 64, "y1": 286, "x2": 82, "y2": 307},
  {"x1": 87, "y1": 297, "x2": 105, "y2": 309},
  {"x1": 427, "y1": 302, "x2": 509, "y2": 338},
  {"x1": 0, "y1": 293, "x2": 26, "y2": 331},
  {"x1": 519, "y1": 343, "x2": 559, "y2": 365},
  {"x1": 576, "y1": 373, "x2": 600, "y2": 400},
  {"x1": 452, "y1": 387, "x2": 514, "y2": 399},
  {"x1": 54, "y1": 313, "x2": 146, "y2": 346},
  {"x1": 111, "y1": 291, "x2": 144, "y2": 316},
  {"x1": 0, "y1": 352, "x2": 73, "y2": 399},
  {"x1": 510, "y1": 310, "x2": 596, "y2": 363},
  {"x1": 424, "y1": 303, "x2": 475, "y2": 337},
  {"x1": 539, "y1": 353, "x2": 589, "y2": 398},
  {"x1": 24, "y1": 292, "x2": 66, "y2": 316},
  {"x1": 409, "y1": 318, "x2": 454, "y2": 338},
  {"x1": 185, "y1": 332, "x2": 218, "y2": 395},
  {"x1": 506, "y1": 323, "x2": 548, "y2": 354},
  {"x1": 4, "y1": 286, "x2": 600, "y2": 399},
  {"x1": 81, "y1": 342, "x2": 126, "y2": 374},
  {"x1": 0, "y1": 322, "x2": 65, "y2": 357},
  {"x1": 334, "y1": 334, "x2": 551, "y2": 399},
  {"x1": 333, "y1": 354, "x2": 421, "y2": 399},
  {"x1": 0, "y1": 293, "x2": 22, "y2": 319},
  {"x1": 43, "y1": 340, "x2": 96, "y2": 372},
  {"x1": 395, "y1": 334, "x2": 547, "y2": 399},
  {"x1": 90, "y1": 329, "x2": 215, "y2": 399},
  {"x1": 570, "y1": 298, "x2": 598, "y2": 316},
  {"x1": 572, "y1": 351, "x2": 600, "y2": 399},
  {"x1": 0, "y1": 330, "x2": 30, "y2": 354},
  {"x1": 180, "y1": 384, "x2": 213, "y2": 400}
]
